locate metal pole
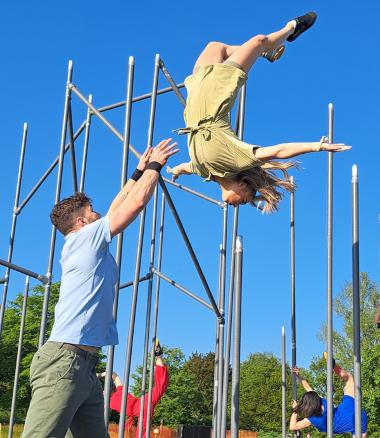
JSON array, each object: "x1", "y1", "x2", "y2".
[
  {"x1": 352, "y1": 164, "x2": 362, "y2": 438},
  {"x1": 15, "y1": 121, "x2": 87, "y2": 215},
  {"x1": 39, "y1": 60, "x2": 73, "y2": 347},
  {"x1": 67, "y1": 106, "x2": 78, "y2": 193},
  {"x1": 220, "y1": 206, "x2": 239, "y2": 437},
  {"x1": 215, "y1": 205, "x2": 228, "y2": 438},
  {"x1": 231, "y1": 235, "x2": 243, "y2": 438},
  {"x1": 281, "y1": 326, "x2": 287, "y2": 438},
  {"x1": 290, "y1": 176, "x2": 297, "y2": 405},
  {"x1": 0, "y1": 122, "x2": 28, "y2": 340},
  {"x1": 118, "y1": 53, "x2": 161, "y2": 438},
  {"x1": 79, "y1": 94, "x2": 93, "y2": 192},
  {"x1": 326, "y1": 102, "x2": 334, "y2": 438},
  {"x1": 137, "y1": 189, "x2": 159, "y2": 438},
  {"x1": 0, "y1": 260, "x2": 47, "y2": 284},
  {"x1": 145, "y1": 193, "x2": 166, "y2": 434},
  {"x1": 158, "y1": 59, "x2": 186, "y2": 107},
  {"x1": 103, "y1": 56, "x2": 135, "y2": 426},
  {"x1": 8, "y1": 276, "x2": 29, "y2": 438}
]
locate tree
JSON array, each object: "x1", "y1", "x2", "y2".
[
  {"x1": 239, "y1": 352, "x2": 293, "y2": 432},
  {"x1": 308, "y1": 273, "x2": 380, "y2": 436}
]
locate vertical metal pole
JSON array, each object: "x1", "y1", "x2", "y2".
[
  {"x1": 352, "y1": 164, "x2": 362, "y2": 438},
  {"x1": 8, "y1": 276, "x2": 29, "y2": 438},
  {"x1": 326, "y1": 103, "x2": 334, "y2": 438},
  {"x1": 290, "y1": 176, "x2": 297, "y2": 407},
  {"x1": 231, "y1": 236, "x2": 243, "y2": 438},
  {"x1": 220, "y1": 206, "x2": 238, "y2": 437},
  {"x1": 281, "y1": 326, "x2": 287, "y2": 438},
  {"x1": 145, "y1": 193, "x2": 166, "y2": 434},
  {"x1": 79, "y1": 94, "x2": 93, "y2": 192},
  {"x1": 103, "y1": 56, "x2": 135, "y2": 426},
  {"x1": 67, "y1": 106, "x2": 78, "y2": 193},
  {"x1": 215, "y1": 205, "x2": 228, "y2": 438},
  {"x1": 118, "y1": 54, "x2": 161, "y2": 438},
  {"x1": 39, "y1": 60, "x2": 73, "y2": 348},
  {"x1": 0, "y1": 122, "x2": 28, "y2": 340},
  {"x1": 137, "y1": 189, "x2": 159, "y2": 438}
]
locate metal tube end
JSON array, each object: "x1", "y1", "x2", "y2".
[
  {"x1": 23, "y1": 122, "x2": 28, "y2": 130},
  {"x1": 68, "y1": 60, "x2": 73, "y2": 70},
  {"x1": 235, "y1": 235, "x2": 243, "y2": 252},
  {"x1": 129, "y1": 56, "x2": 135, "y2": 65},
  {"x1": 88, "y1": 94, "x2": 93, "y2": 103},
  {"x1": 352, "y1": 164, "x2": 358, "y2": 178},
  {"x1": 328, "y1": 102, "x2": 334, "y2": 111},
  {"x1": 282, "y1": 326, "x2": 285, "y2": 335},
  {"x1": 290, "y1": 175, "x2": 294, "y2": 184},
  {"x1": 155, "y1": 53, "x2": 160, "y2": 64}
]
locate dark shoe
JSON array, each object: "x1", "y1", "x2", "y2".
[
  {"x1": 287, "y1": 12, "x2": 317, "y2": 42},
  {"x1": 262, "y1": 45, "x2": 285, "y2": 63},
  {"x1": 154, "y1": 339, "x2": 163, "y2": 357}
]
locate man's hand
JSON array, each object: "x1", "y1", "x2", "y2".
[
  {"x1": 292, "y1": 366, "x2": 300, "y2": 376},
  {"x1": 137, "y1": 145, "x2": 153, "y2": 171},
  {"x1": 149, "y1": 138, "x2": 178, "y2": 166}
]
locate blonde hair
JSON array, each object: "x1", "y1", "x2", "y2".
[{"x1": 233, "y1": 160, "x2": 297, "y2": 213}]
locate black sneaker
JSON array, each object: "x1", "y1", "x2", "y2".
[
  {"x1": 287, "y1": 12, "x2": 317, "y2": 42},
  {"x1": 154, "y1": 339, "x2": 163, "y2": 357}
]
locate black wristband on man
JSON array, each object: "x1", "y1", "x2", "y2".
[
  {"x1": 146, "y1": 161, "x2": 162, "y2": 173},
  {"x1": 130, "y1": 169, "x2": 143, "y2": 182}
]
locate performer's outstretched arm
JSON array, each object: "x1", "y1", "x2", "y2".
[{"x1": 255, "y1": 139, "x2": 351, "y2": 160}]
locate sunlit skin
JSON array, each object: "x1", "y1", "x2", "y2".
[{"x1": 215, "y1": 177, "x2": 253, "y2": 206}]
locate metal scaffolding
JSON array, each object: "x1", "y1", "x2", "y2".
[{"x1": 0, "y1": 50, "x2": 363, "y2": 438}]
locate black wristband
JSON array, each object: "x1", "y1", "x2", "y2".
[
  {"x1": 146, "y1": 161, "x2": 162, "y2": 173},
  {"x1": 130, "y1": 168, "x2": 143, "y2": 182},
  {"x1": 377, "y1": 322, "x2": 380, "y2": 329}
]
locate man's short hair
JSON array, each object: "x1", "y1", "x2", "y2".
[{"x1": 50, "y1": 192, "x2": 92, "y2": 235}]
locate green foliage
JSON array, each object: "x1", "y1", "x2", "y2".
[{"x1": 239, "y1": 353, "x2": 293, "y2": 432}]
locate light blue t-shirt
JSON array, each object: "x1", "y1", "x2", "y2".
[{"x1": 49, "y1": 216, "x2": 119, "y2": 347}]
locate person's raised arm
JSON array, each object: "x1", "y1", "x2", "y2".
[
  {"x1": 167, "y1": 161, "x2": 194, "y2": 182},
  {"x1": 108, "y1": 145, "x2": 152, "y2": 216},
  {"x1": 255, "y1": 138, "x2": 351, "y2": 160},
  {"x1": 290, "y1": 403, "x2": 312, "y2": 431},
  {"x1": 108, "y1": 139, "x2": 178, "y2": 237},
  {"x1": 292, "y1": 367, "x2": 313, "y2": 392}
]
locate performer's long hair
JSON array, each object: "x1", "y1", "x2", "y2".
[
  {"x1": 293, "y1": 391, "x2": 323, "y2": 418},
  {"x1": 234, "y1": 160, "x2": 297, "y2": 213}
]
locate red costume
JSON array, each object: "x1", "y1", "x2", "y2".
[{"x1": 110, "y1": 365, "x2": 169, "y2": 438}]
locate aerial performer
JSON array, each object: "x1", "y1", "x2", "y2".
[
  {"x1": 99, "y1": 340, "x2": 169, "y2": 438},
  {"x1": 289, "y1": 354, "x2": 368, "y2": 437},
  {"x1": 167, "y1": 12, "x2": 351, "y2": 211}
]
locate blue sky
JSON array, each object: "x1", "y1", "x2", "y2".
[{"x1": 1, "y1": 1, "x2": 379, "y2": 379}]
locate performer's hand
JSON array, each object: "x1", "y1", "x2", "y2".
[
  {"x1": 291, "y1": 399, "x2": 298, "y2": 409},
  {"x1": 167, "y1": 165, "x2": 180, "y2": 182},
  {"x1": 321, "y1": 142, "x2": 351, "y2": 152},
  {"x1": 291, "y1": 366, "x2": 300, "y2": 376},
  {"x1": 137, "y1": 145, "x2": 153, "y2": 171},
  {"x1": 149, "y1": 138, "x2": 179, "y2": 166}
]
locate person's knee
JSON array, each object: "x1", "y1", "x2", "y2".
[
  {"x1": 205, "y1": 41, "x2": 226, "y2": 53},
  {"x1": 252, "y1": 34, "x2": 269, "y2": 47}
]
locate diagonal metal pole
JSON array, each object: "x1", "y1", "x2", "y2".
[
  {"x1": 158, "y1": 59, "x2": 186, "y2": 107},
  {"x1": 103, "y1": 56, "x2": 135, "y2": 426},
  {"x1": 0, "y1": 260, "x2": 47, "y2": 284},
  {"x1": 118, "y1": 53, "x2": 161, "y2": 438},
  {"x1": 8, "y1": 276, "x2": 30, "y2": 438},
  {"x1": 15, "y1": 121, "x2": 86, "y2": 215},
  {"x1": 70, "y1": 69, "x2": 222, "y2": 320},
  {"x1": 79, "y1": 94, "x2": 93, "y2": 192},
  {"x1": 326, "y1": 103, "x2": 334, "y2": 438},
  {"x1": 39, "y1": 60, "x2": 73, "y2": 348},
  {"x1": 231, "y1": 235, "x2": 243, "y2": 438},
  {"x1": 145, "y1": 193, "x2": 165, "y2": 434},
  {"x1": 0, "y1": 122, "x2": 28, "y2": 340},
  {"x1": 352, "y1": 164, "x2": 362, "y2": 438},
  {"x1": 67, "y1": 106, "x2": 78, "y2": 193}
]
